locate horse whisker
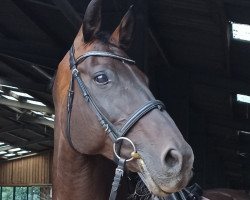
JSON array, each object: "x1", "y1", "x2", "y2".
[{"x1": 129, "y1": 179, "x2": 154, "y2": 200}]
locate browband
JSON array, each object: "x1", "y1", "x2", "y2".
[{"x1": 70, "y1": 47, "x2": 135, "y2": 70}]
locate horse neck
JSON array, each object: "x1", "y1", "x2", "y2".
[{"x1": 53, "y1": 134, "x2": 117, "y2": 200}]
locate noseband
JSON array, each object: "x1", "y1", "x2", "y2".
[{"x1": 67, "y1": 45, "x2": 165, "y2": 200}]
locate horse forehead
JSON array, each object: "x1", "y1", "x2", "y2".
[
  {"x1": 75, "y1": 41, "x2": 128, "y2": 59},
  {"x1": 74, "y1": 41, "x2": 147, "y2": 83}
]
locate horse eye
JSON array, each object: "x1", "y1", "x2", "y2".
[{"x1": 94, "y1": 74, "x2": 109, "y2": 84}]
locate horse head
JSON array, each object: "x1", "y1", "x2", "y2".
[{"x1": 53, "y1": 0, "x2": 194, "y2": 197}]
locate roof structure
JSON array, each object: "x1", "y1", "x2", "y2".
[{"x1": 0, "y1": 0, "x2": 249, "y2": 189}]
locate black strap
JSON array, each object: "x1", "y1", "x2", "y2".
[
  {"x1": 69, "y1": 46, "x2": 135, "y2": 68},
  {"x1": 66, "y1": 74, "x2": 77, "y2": 150},
  {"x1": 109, "y1": 158, "x2": 126, "y2": 200},
  {"x1": 119, "y1": 100, "x2": 165, "y2": 136},
  {"x1": 71, "y1": 66, "x2": 118, "y2": 142}
]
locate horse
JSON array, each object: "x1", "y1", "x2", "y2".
[{"x1": 52, "y1": 0, "x2": 194, "y2": 199}]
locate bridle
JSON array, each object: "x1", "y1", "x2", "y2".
[
  {"x1": 66, "y1": 45, "x2": 202, "y2": 200},
  {"x1": 67, "y1": 44, "x2": 166, "y2": 200}
]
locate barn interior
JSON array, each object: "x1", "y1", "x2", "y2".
[{"x1": 0, "y1": 0, "x2": 250, "y2": 198}]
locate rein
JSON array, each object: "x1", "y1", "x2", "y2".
[{"x1": 67, "y1": 45, "x2": 165, "y2": 200}]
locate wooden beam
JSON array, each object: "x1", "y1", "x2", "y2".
[
  {"x1": 52, "y1": 0, "x2": 82, "y2": 30},
  {"x1": 30, "y1": 65, "x2": 52, "y2": 80},
  {"x1": 130, "y1": 0, "x2": 149, "y2": 73},
  {"x1": 0, "y1": 124, "x2": 53, "y2": 140},
  {"x1": 5, "y1": 132, "x2": 28, "y2": 142},
  {"x1": 21, "y1": 116, "x2": 54, "y2": 128},
  {"x1": 20, "y1": 116, "x2": 54, "y2": 129},
  {"x1": 0, "y1": 145, "x2": 13, "y2": 151},
  {"x1": 0, "y1": 77, "x2": 47, "y2": 93},
  {"x1": 0, "y1": 39, "x2": 61, "y2": 67},
  {"x1": 210, "y1": 0, "x2": 231, "y2": 76},
  {"x1": 0, "y1": 61, "x2": 30, "y2": 81},
  {"x1": 24, "y1": 125, "x2": 54, "y2": 137},
  {"x1": 190, "y1": 72, "x2": 250, "y2": 96},
  {"x1": 17, "y1": 138, "x2": 53, "y2": 149},
  {"x1": 0, "y1": 125, "x2": 22, "y2": 134},
  {"x1": 148, "y1": 27, "x2": 171, "y2": 68},
  {"x1": 0, "y1": 110, "x2": 54, "y2": 128},
  {"x1": 24, "y1": 0, "x2": 58, "y2": 9},
  {"x1": 12, "y1": 0, "x2": 69, "y2": 48},
  {"x1": 0, "y1": 98, "x2": 54, "y2": 114},
  {"x1": 224, "y1": 0, "x2": 250, "y2": 7},
  {"x1": 209, "y1": 116, "x2": 250, "y2": 132},
  {"x1": 0, "y1": 53, "x2": 53, "y2": 81}
]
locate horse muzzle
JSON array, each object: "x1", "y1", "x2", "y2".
[{"x1": 135, "y1": 149, "x2": 194, "y2": 197}]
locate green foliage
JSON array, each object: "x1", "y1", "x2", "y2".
[
  {"x1": 28, "y1": 187, "x2": 40, "y2": 200},
  {"x1": 15, "y1": 187, "x2": 27, "y2": 200},
  {"x1": 2, "y1": 187, "x2": 13, "y2": 200},
  {"x1": 1, "y1": 186, "x2": 46, "y2": 200}
]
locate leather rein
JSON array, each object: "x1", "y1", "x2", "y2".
[{"x1": 66, "y1": 44, "x2": 165, "y2": 200}]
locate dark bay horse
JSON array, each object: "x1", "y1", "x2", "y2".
[{"x1": 52, "y1": 0, "x2": 194, "y2": 199}]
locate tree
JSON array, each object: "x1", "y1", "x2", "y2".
[{"x1": 2, "y1": 187, "x2": 13, "y2": 200}]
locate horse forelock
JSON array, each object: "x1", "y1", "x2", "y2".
[{"x1": 95, "y1": 31, "x2": 111, "y2": 44}]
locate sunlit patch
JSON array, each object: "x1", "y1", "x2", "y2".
[
  {"x1": 10, "y1": 90, "x2": 34, "y2": 98},
  {"x1": 27, "y1": 99, "x2": 46, "y2": 106},
  {"x1": 1, "y1": 94, "x2": 18, "y2": 101},
  {"x1": 231, "y1": 22, "x2": 250, "y2": 42},
  {"x1": 237, "y1": 94, "x2": 250, "y2": 104},
  {"x1": 0, "y1": 84, "x2": 18, "y2": 89},
  {"x1": 8, "y1": 148, "x2": 21, "y2": 152}
]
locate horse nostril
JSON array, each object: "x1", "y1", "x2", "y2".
[{"x1": 163, "y1": 149, "x2": 182, "y2": 170}]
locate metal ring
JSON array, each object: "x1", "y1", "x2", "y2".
[{"x1": 113, "y1": 137, "x2": 136, "y2": 162}]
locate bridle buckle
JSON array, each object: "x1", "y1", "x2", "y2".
[
  {"x1": 116, "y1": 168, "x2": 124, "y2": 176},
  {"x1": 71, "y1": 67, "x2": 79, "y2": 76}
]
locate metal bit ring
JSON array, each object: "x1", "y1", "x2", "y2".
[{"x1": 113, "y1": 137, "x2": 136, "y2": 162}]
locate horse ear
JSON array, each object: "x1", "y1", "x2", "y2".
[
  {"x1": 110, "y1": 5, "x2": 135, "y2": 50},
  {"x1": 82, "y1": 0, "x2": 102, "y2": 42}
]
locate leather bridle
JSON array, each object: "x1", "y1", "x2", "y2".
[
  {"x1": 66, "y1": 45, "x2": 201, "y2": 200},
  {"x1": 66, "y1": 44, "x2": 166, "y2": 200}
]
